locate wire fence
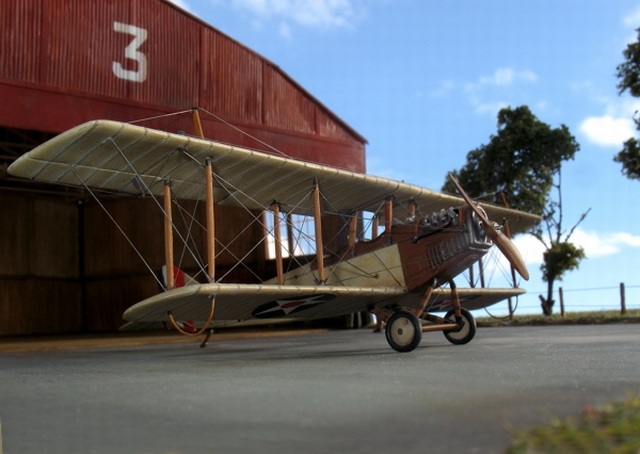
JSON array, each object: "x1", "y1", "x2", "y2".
[{"x1": 479, "y1": 283, "x2": 640, "y2": 317}]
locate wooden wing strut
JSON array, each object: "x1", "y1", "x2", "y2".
[
  {"x1": 312, "y1": 180, "x2": 325, "y2": 283},
  {"x1": 271, "y1": 202, "x2": 285, "y2": 285},
  {"x1": 205, "y1": 159, "x2": 216, "y2": 283},
  {"x1": 163, "y1": 181, "x2": 175, "y2": 289}
]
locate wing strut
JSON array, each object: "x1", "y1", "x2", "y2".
[
  {"x1": 194, "y1": 107, "x2": 217, "y2": 284},
  {"x1": 312, "y1": 180, "x2": 326, "y2": 283},
  {"x1": 271, "y1": 202, "x2": 285, "y2": 285},
  {"x1": 384, "y1": 196, "x2": 393, "y2": 237},
  {"x1": 348, "y1": 211, "x2": 357, "y2": 250},
  {"x1": 205, "y1": 159, "x2": 216, "y2": 282},
  {"x1": 163, "y1": 181, "x2": 175, "y2": 289}
]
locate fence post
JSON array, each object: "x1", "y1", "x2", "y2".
[
  {"x1": 620, "y1": 282, "x2": 627, "y2": 315},
  {"x1": 558, "y1": 287, "x2": 565, "y2": 318}
]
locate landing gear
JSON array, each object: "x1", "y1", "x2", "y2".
[
  {"x1": 385, "y1": 311, "x2": 422, "y2": 352},
  {"x1": 374, "y1": 279, "x2": 477, "y2": 352},
  {"x1": 443, "y1": 308, "x2": 476, "y2": 345}
]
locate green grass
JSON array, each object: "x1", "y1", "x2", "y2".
[
  {"x1": 477, "y1": 309, "x2": 640, "y2": 327},
  {"x1": 505, "y1": 396, "x2": 640, "y2": 453}
]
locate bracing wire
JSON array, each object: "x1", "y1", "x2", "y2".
[{"x1": 70, "y1": 167, "x2": 164, "y2": 290}]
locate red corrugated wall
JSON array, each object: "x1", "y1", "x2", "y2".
[{"x1": 0, "y1": 0, "x2": 366, "y2": 171}]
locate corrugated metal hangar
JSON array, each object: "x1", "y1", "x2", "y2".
[{"x1": 0, "y1": 0, "x2": 367, "y2": 336}]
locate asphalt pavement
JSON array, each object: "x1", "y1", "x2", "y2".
[{"x1": 1, "y1": 324, "x2": 639, "y2": 453}]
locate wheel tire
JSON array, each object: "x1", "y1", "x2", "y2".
[
  {"x1": 443, "y1": 308, "x2": 476, "y2": 345},
  {"x1": 385, "y1": 311, "x2": 422, "y2": 352}
]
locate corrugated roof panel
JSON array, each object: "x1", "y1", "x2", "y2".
[
  {"x1": 316, "y1": 107, "x2": 356, "y2": 142},
  {"x1": 39, "y1": 2, "x2": 129, "y2": 97},
  {"x1": 1, "y1": 0, "x2": 365, "y2": 147},
  {"x1": 36, "y1": 1, "x2": 199, "y2": 109},
  {"x1": 263, "y1": 66, "x2": 316, "y2": 135},
  {"x1": 201, "y1": 29, "x2": 263, "y2": 124},
  {"x1": 129, "y1": 0, "x2": 200, "y2": 108},
  {"x1": 0, "y1": 0, "x2": 40, "y2": 82}
]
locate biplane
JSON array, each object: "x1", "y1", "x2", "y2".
[{"x1": 8, "y1": 114, "x2": 540, "y2": 352}]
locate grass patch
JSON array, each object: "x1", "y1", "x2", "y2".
[
  {"x1": 477, "y1": 309, "x2": 640, "y2": 327},
  {"x1": 506, "y1": 396, "x2": 640, "y2": 453}
]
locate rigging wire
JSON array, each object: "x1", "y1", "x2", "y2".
[
  {"x1": 127, "y1": 109, "x2": 193, "y2": 125},
  {"x1": 70, "y1": 166, "x2": 164, "y2": 290},
  {"x1": 198, "y1": 107, "x2": 292, "y2": 159}
]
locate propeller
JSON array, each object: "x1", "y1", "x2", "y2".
[{"x1": 448, "y1": 174, "x2": 529, "y2": 281}]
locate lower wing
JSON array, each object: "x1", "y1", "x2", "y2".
[{"x1": 121, "y1": 283, "x2": 524, "y2": 328}]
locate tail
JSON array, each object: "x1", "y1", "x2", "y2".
[{"x1": 160, "y1": 265, "x2": 198, "y2": 289}]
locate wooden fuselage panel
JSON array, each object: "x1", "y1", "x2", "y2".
[
  {"x1": 273, "y1": 206, "x2": 491, "y2": 292},
  {"x1": 397, "y1": 206, "x2": 492, "y2": 289}
]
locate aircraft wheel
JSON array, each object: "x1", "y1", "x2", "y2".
[
  {"x1": 385, "y1": 311, "x2": 422, "y2": 352},
  {"x1": 443, "y1": 308, "x2": 476, "y2": 345}
]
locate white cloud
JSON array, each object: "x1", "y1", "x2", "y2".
[
  {"x1": 464, "y1": 67, "x2": 538, "y2": 116},
  {"x1": 572, "y1": 228, "x2": 640, "y2": 258},
  {"x1": 491, "y1": 228, "x2": 640, "y2": 280},
  {"x1": 230, "y1": 0, "x2": 363, "y2": 32},
  {"x1": 427, "y1": 80, "x2": 455, "y2": 98},
  {"x1": 623, "y1": 6, "x2": 640, "y2": 29},
  {"x1": 578, "y1": 96, "x2": 640, "y2": 148},
  {"x1": 478, "y1": 68, "x2": 538, "y2": 87},
  {"x1": 579, "y1": 115, "x2": 635, "y2": 147},
  {"x1": 512, "y1": 234, "x2": 545, "y2": 265},
  {"x1": 166, "y1": 0, "x2": 192, "y2": 12},
  {"x1": 278, "y1": 21, "x2": 292, "y2": 39}
]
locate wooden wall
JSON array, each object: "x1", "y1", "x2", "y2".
[
  {"x1": 1, "y1": 192, "x2": 268, "y2": 336},
  {"x1": 81, "y1": 197, "x2": 266, "y2": 332},
  {"x1": 0, "y1": 193, "x2": 82, "y2": 335}
]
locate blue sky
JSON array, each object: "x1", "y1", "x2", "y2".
[{"x1": 170, "y1": 0, "x2": 640, "y2": 315}]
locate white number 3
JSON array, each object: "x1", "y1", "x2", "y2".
[{"x1": 112, "y1": 22, "x2": 148, "y2": 83}]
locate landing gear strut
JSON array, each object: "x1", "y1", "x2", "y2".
[{"x1": 374, "y1": 279, "x2": 478, "y2": 352}]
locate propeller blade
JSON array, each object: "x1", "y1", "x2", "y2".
[
  {"x1": 448, "y1": 174, "x2": 529, "y2": 281},
  {"x1": 492, "y1": 229, "x2": 530, "y2": 281}
]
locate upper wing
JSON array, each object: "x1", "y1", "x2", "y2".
[
  {"x1": 8, "y1": 120, "x2": 540, "y2": 233},
  {"x1": 122, "y1": 282, "x2": 525, "y2": 325}
]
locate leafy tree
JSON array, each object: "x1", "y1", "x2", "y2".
[
  {"x1": 614, "y1": 27, "x2": 640, "y2": 178},
  {"x1": 443, "y1": 106, "x2": 588, "y2": 315},
  {"x1": 442, "y1": 106, "x2": 578, "y2": 217},
  {"x1": 532, "y1": 170, "x2": 590, "y2": 315},
  {"x1": 614, "y1": 139, "x2": 640, "y2": 179}
]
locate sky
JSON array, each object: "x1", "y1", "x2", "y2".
[{"x1": 169, "y1": 0, "x2": 640, "y2": 316}]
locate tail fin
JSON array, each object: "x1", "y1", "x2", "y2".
[{"x1": 161, "y1": 265, "x2": 198, "y2": 289}]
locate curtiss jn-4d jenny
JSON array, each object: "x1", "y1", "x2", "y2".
[{"x1": 9, "y1": 115, "x2": 538, "y2": 352}]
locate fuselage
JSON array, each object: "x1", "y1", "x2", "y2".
[{"x1": 272, "y1": 205, "x2": 493, "y2": 292}]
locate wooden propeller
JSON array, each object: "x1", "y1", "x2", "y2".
[{"x1": 448, "y1": 174, "x2": 529, "y2": 281}]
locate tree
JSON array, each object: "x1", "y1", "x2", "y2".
[
  {"x1": 442, "y1": 106, "x2": 578, "y2": 217},
  {"x1": 614, "y1": 27, "x2": 640, "y2": 179},
  {"x1": 443, "y1": 106, "x2": 588, "y2": 315},
  {"x1": 531, "y1": 170, "x2": 590, "y2": 315}
]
